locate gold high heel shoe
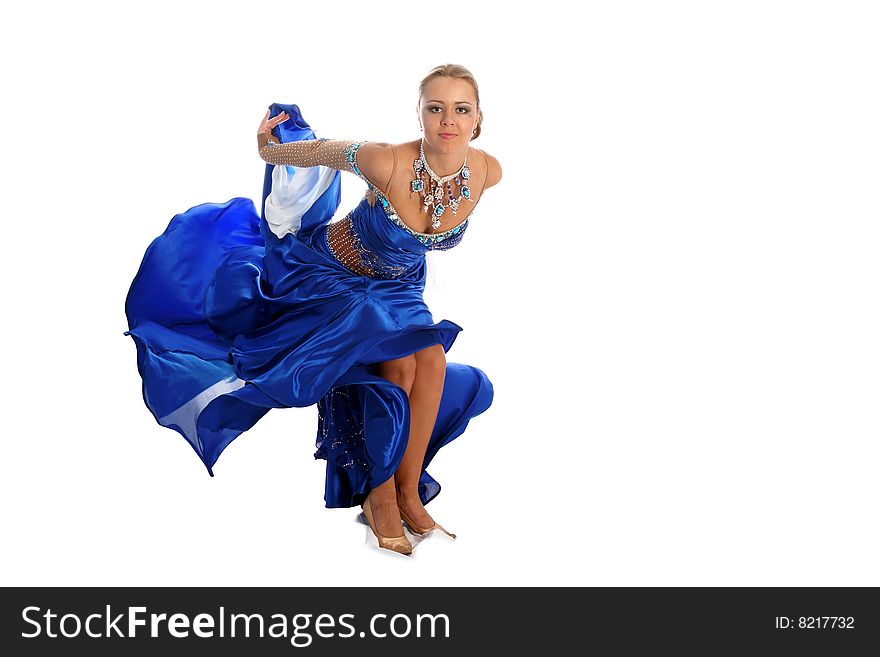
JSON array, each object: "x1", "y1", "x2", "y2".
[
  {"x1": 362, "y1": 494, "x2": 413, "y2": 555},
  {"x1": 398, "y1": 506, "x2": 457, "y2": 539}
]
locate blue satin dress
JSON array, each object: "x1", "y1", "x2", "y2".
[{"x1": 123, "y1": 103, "x2": 494, "y2": 508}]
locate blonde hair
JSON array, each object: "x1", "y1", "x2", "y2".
[{"x1": 418, "y1": 64, "x2": 483, "y2": 140}]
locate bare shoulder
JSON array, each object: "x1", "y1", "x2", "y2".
[
  {"x1": 473, "y1": 147, "x2": 502, "y2": 189},
  {"x1": 353, "y1": 141, "x2": 395, "y2": 194}
]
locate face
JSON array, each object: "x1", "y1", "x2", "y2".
[{"x1": 418, "y1": 77, "x2": 480, "y2": 152}]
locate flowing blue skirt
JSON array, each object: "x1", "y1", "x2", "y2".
[{"x1": 123, "y1": 105, "x2": 493, "y2": 508}]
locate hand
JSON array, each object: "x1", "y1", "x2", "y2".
[{"x1": 258, "y1": 109, "x2": 290, "y2": 136}]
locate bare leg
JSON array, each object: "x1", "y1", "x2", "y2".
[
  {"x1": 370, "y1": 353, "x2": 417, "y2": 537},
  {"x1": 394, "y1": 344, "x2": 446, "y2": 528}
]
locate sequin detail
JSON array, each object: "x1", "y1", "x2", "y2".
[
  {"x1": 343, "y1": 142, "x2": 476, "y2": 251},
  {"x1": 259, "y1": 137, "x2": 358, "y2": 173},
  {"x1": 315, "y1": 387, "x2": 370, "y2": 471},
  {"x1": 325, "y1": 214, "x2": 411, "y2": 279}
]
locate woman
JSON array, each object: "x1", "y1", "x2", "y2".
[{"x1": 124, "y1": 64, "x2": 502, "y2": 556}]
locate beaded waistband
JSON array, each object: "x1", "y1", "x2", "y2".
[{"x1": 325, "y1": 215, "x2": 412, "y2": 279}]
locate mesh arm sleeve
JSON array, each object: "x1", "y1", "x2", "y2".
[{"x1": 258, "y1": 138, "x2": 360, "y2": 173}]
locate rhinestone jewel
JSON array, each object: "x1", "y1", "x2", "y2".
[
  {"x1": 409, "y1": 139, "x2": 473, "y2": 237},
  {"x1": 342, "y1": 141, "x2": 474, "y2": 252}
]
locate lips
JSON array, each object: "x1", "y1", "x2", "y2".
[{"x1": 439, "y1": 133, "x2": 458, "y2": 138}]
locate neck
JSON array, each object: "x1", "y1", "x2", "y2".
[{"x1": 422, "y1": 139, "x2": 467, "y2": 177}]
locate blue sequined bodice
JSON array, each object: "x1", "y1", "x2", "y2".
[
  {"x1": 346, "y1": 142, "x2": 477, "y2": 251},
  {"x1": 311, "y1": 195, "x2": 466, "y2": 281},
  {"x1": 308, "y1": 142, "x2": 479, "y2": 280}
]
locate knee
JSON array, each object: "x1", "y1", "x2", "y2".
[
  {"x1": 415, "y1": 344, "x2": 447, "y2": 378},
  {"x1": 378, "y1": 354, "x2": 418, "y2": 389}
]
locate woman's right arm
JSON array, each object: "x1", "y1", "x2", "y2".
[
  {"x1": 258, "y1": 135, "x2": 359, "y2": 170},
  {"x1": 257, "y1": 111, "x2": 393, "y2": 190},
  {"x1": 258, "y1": 110, "x2": 351, "y2": 168}
]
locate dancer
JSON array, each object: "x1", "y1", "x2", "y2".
[{"x1": 124, "y1": 64, "x2": 501, "y2": 555}]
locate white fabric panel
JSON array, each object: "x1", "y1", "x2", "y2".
[
  {"x1": 158, "y1": 375, "x2": 247, "y2": 449},
  {"x1": 264, "y1": 164, "x2": 336, "y2": 239}
]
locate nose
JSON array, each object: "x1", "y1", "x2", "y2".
[{"x1": 441, "y1": 111, "x2": 455, "y2": 126}]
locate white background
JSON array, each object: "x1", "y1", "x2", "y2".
[{"x1": 1, "y1": 0, "x2": 878, "y2": 586}]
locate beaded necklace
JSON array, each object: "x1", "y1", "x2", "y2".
[
  {"x1": 343, "y1": 141, "x2": 475, "y2": 250},
  {"x1": 411, "y1": 138, "x2": 473, "y2": 230}
]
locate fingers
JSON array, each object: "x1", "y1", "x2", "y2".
[{"x1": 261, "y1": 109, "x2": 290, "y2": 131}]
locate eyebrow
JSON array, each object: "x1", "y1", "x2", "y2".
[{"x1": 427, "y1": 100, "x2": 474, "y2": 106}]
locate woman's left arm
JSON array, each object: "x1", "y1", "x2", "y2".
[{"x1": 482, "y1": 150, "x2": 503, "y2": 189}]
